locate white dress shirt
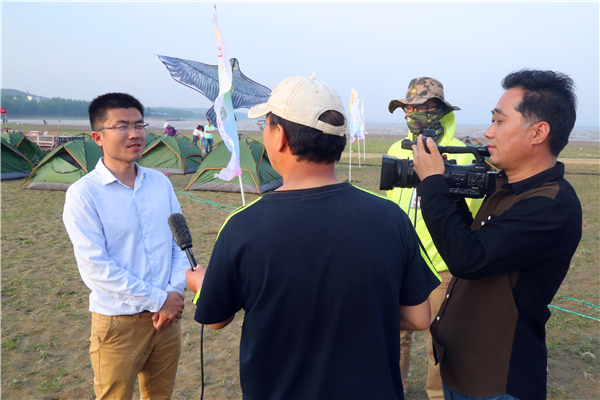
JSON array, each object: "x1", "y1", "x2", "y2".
[{"x1": 63, "y1": 159, "x2": 188, "y2": 316}]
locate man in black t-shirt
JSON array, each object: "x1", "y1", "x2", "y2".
[{"x1": 186, "y1": 75, "x2": 440, "y2": 400}]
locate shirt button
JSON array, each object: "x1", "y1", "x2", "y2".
[
  {"x1": 488, "y1": 216, "x2": 491, "y2": 220},
  {"x1": 481, "y1": 221, "x2": 485, "y2": 226},
  {"x1": 446, "y1": 294, "x2": 449, "y2": 298},
  {"x1": 436, "y1": 316, "x2": 440, "y2": 321}
]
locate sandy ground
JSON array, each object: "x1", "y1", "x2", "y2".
[{"x1": 1, "y1": 125, "x2": 598, "y2": 399}]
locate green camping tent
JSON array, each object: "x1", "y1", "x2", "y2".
[
  {"x1": 23, "y1": 139, "x2": 103, "y2": 190},
  {"x1": 1, "y1": 132, "x2": 44, "y2": 165},
  {"x1": 145, "y1": 132, "x2": 158, "y2": 147},
  {"x1": 185, "y1": 137, "x2": 282, "y2": 194},
  {"x1": 1, "y1": 137, "x2": 34, "y2": 180},
  {"x1": 139, "y1": 136, "x2": 203, "y2": 174}
]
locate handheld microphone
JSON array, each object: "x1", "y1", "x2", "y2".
[{"x1": 168, "y1": 213, "x2": 197, "y2": 271}]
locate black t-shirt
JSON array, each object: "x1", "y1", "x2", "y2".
[{"x1": 195, "y1": 183, "x2": 439, "y2": 400}]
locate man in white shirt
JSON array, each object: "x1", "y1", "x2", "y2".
[
  {"x1": 204, "y1": 120, "x2": 215, "y2": 153},
  {"x1": 63, "y1": 92, "x2": 188, "y2": 400}
]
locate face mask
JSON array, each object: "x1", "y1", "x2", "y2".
[{"x1": 405, "y1": 109, "x2": 446, "y2": 143}]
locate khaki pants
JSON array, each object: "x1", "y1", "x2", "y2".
[
  {"x1": 90, "y1": 312, "x2": 181, "y2": 400},
  {"x1": 400, "y1": 270, "x2": 451, "y2": 400}
]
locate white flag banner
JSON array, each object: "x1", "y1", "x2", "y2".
[
  {"x1": 212, "y1": 6, "x2": 241, "y2": 181},
  {"x1": 358, "y1": 100, "x2": 366, "y2": 138},
  {"x1": 349, "y1": 89, "x2": 361, "y2": 143}
]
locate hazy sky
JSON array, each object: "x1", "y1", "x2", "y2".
[{"x1": 2, "y1": 2, "x2": 599, "y2": 127}]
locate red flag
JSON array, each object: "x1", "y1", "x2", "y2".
[{"x1": 0, "y1": 108, "x2": 6, "y2": 114}]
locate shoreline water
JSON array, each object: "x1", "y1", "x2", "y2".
[{"x1": 5, "y1": 118, "x2": 600, "y2": 142}]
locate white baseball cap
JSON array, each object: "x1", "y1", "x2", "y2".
[
  {"x1": 248, "y1": 75, "x2": 347, "y2": 136},
  {"x1": 164, "y1": 122, "x2": 169, "y2": 128}
]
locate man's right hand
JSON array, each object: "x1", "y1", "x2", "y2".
[
  {"x1": 153, "y1": 291, "x2": 185, "y2": 330},
  {"x1": 158, "y1": 291, "x2": 185, "y2": 321},
  {"x1": 186, "y1": 266, "x2": 205, "y2": 294}
]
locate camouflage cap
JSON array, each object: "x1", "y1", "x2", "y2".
[{"x1": 388, "y1": 77, "x2": 460, "y2": 114}]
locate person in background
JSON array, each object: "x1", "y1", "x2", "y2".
[
  {"x1": 200, "y1": 123, "x2": 206, "y2": 150},
  {"x1": 386, "y1": 77, "x2": 483, "y2": 399},
  {"x1": 164, "y1": 122, "x2": 177, "y2": 137},
  {"x1": 186, "y1": 75, "x2": 440, "y2": 399},
  {"x1": 63, "y1": 93, "x2": 187, "y2": 400},
  {"x1": 414, "y1": 69, "x2": 581, "y2": 400},
  {"x1": 204, "y1": 120, "x2": 215, "y2": 154},
  {"x1": 192, "y1": 124, "x2": 203, "y2": 146}
]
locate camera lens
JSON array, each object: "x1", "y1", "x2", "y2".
[
  {"x1": 379, "y1": 156, "x2": 420, "y2": 190},
  {"x1": 400, "y1": 159, "x2": 420, "y2": 188},
  {"x1": 379, "y1": 155, "x2": 397, "y2": 190}
]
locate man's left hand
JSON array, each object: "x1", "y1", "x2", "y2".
[
  {"x1": 152, "y1": 291, "x2": 185, "y2": 331},
  {"x1": 412, "y1": 134, "x2": 445, "y2": 180}
]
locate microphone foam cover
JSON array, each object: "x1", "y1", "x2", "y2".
[{"x1": 168, "y1": 213, "x2": 192, "y2": 249}]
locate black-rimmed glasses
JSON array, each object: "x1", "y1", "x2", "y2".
[
  {"x1": 402, "y1": 105, "x2": 439, "y2": 113},
  {"x1": 97, "y1": 123, "x2": 149, "y2": 134}
]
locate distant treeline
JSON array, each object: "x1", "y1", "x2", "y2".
[
  {"x1": 1, "y1": 95, "x2": 90, "y2": 117},
  {"x1": 1, "y1": 93, "x2": 250, "y2": 121},
  {"x1": 0, "y1": 94, "x2": 204, "y2": 119},
  {"x1": 146, "y1": 107, "x2": 201, "y2": 119}
]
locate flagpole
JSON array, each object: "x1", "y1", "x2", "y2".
[
  {"x1": 363, "y1": 135, "x2": 366, "y2": 161},
  {"x1": 358, "y1": 138, "x2": 361, "y2": 169},
  {"x1": 236, "y1": 131, "x2": 245, "y2": 205},
  {"x1": 348, "y1": 88, "x2": 357, "y2": 183},
  {"x1": 236, "y1": 136, "x2": 245, "y2": 206},
  {"x1": 348, "y1": 140, "x2": 352, "y2": 182},
  {"x1": 238, "y1": 174, "x2": 246, "y2": 205},
  {"x1": 360, "y1": 100, "x2": 366, "y2": 161}
]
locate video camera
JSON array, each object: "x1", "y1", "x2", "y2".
[{"x1": 379, "y1": 129, "x2": 498, "y2": 198}]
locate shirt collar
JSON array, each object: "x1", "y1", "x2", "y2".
[
  {"x1": 95, "y1": 158, "x2": 147, "y2": 187},
  {"x1": 501, "y1": 162, "x2": 565, "y2": 195}
]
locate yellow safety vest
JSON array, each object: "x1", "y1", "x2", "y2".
[{"x1": 386, "y1": 112, "x2": 483, "y2": 273}]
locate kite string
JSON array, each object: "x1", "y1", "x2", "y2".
[
  {"x1": 549, "y1": 295, "x2": 600, "y2": 322},
  {"x1": 555, "y1": 295, "x2": 600, "y2": 309},
  {"x1": 174, "y1": 188, "x2": 237, "y2": 213},
  {"x1": 549, "y1": 305, "x2": 600, "y2": 322}
]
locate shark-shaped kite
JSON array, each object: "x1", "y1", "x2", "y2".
[{"x1": 158, "y1": 55, "x2": 271, "y2": 125}]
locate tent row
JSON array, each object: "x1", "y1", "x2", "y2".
[
  {"x1": 186, "y1": 137, "x2": 282, "y2": 194},
  {"x1": 1, "y1": 132, "x2": 45, "y2": 180},
  {"x1": 17, "y1": 134, "x2": 282, "y2": 194}
]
